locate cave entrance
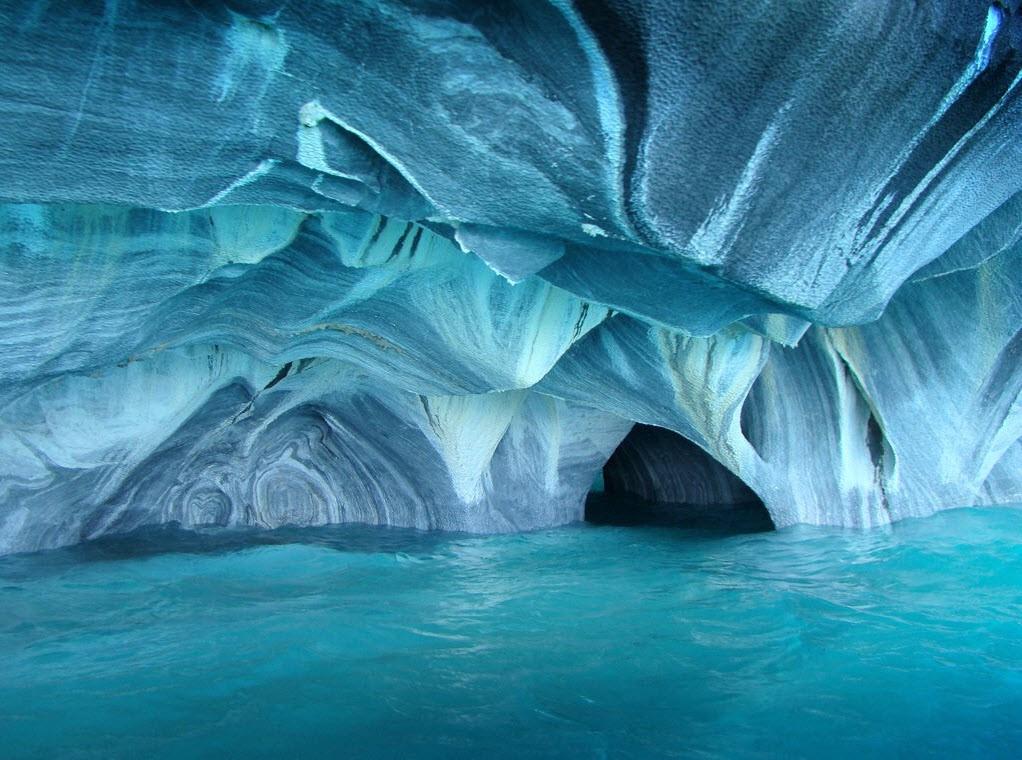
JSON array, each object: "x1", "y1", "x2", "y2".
[{"x1": 585, "y1": 424, "x2": 773, "y2": 533}]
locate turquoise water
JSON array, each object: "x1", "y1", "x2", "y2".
[{"x1": 2, "y1": 506, "x2": 1021, "y2": 759}]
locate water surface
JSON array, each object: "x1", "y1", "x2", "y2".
[{"x1": 2, "y1": 506, "x2": 1021, "y2": 758}]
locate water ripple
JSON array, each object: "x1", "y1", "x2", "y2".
[{"x1": 1, "y1": 507, "x2": 1021, "y2": 759}]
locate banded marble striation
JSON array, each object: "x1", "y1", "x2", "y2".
[{"x1": 0, "y1": 0, "x2": 1020, "y2": 553}]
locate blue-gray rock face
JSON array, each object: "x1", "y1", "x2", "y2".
[{"x1": 0, "y1": 0, "x2": 1020, "y2": 552}]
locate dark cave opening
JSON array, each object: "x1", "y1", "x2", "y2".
[{"x1": 585, "y1": 424, "x2": 773, "y2": 533}]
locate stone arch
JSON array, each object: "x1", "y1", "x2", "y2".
[{"x1": 586, "y1": 423, "x2": 772, "y2": 531}]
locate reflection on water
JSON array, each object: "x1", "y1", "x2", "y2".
[{"x1": 1, "y1": 505, "x2": 1021, "y2": 759}]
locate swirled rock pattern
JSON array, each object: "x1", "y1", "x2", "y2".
[{"x1": 0, "y1": 0, "x2": 1020, "y2": 552}]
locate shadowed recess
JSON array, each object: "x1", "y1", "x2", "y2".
[{"x1": 587, "y1": 424, "x2": 772, "y2": 531}]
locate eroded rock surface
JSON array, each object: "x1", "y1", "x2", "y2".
[{"x1": 1, "y1": 0, "x2": 1020, "y2": 552}]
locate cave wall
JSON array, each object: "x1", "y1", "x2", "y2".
[{"x1": 0, "y1": 1, "x2": 1020, "y2": 552}]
